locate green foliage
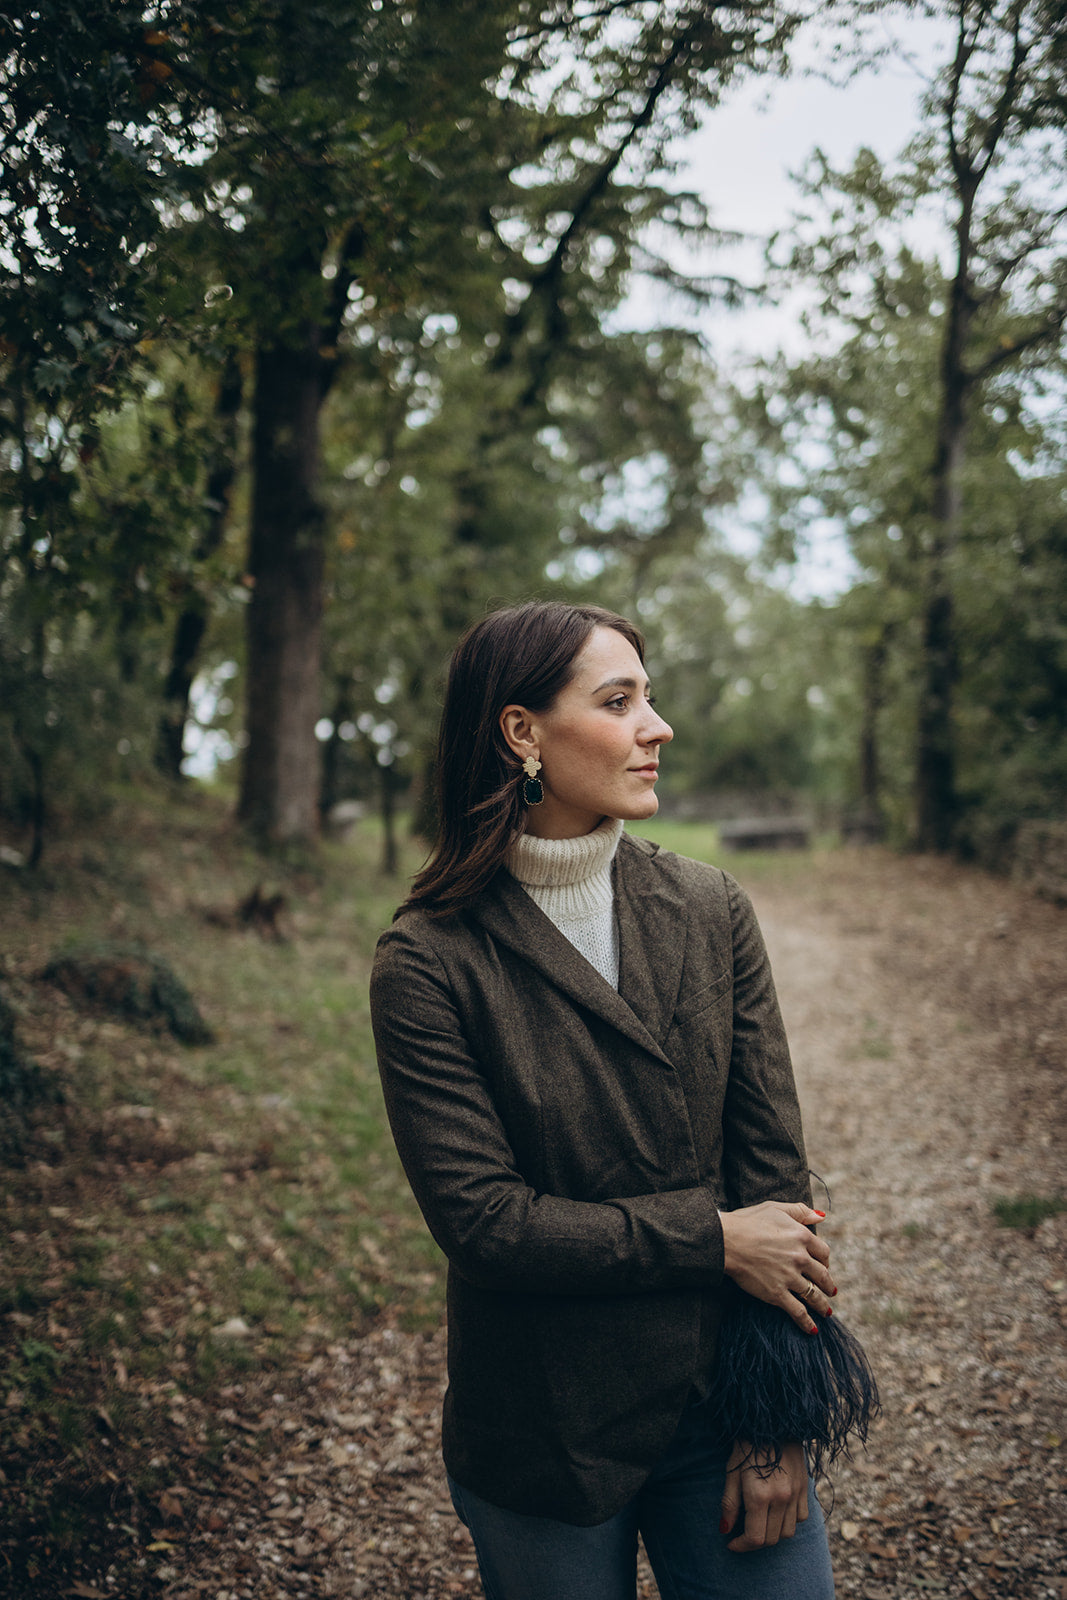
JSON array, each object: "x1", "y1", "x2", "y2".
[
  {"x1": 0, "y1": 0, "x2": 206, "y2": 540},
  {"x1": 0, "y1": 7, "x2": 244, "y2": 856},
  {"x1": 992, "y1": 1194, "x2": 1067, "y2": 1230},
  {"x1": 0, "y1": 2, "x2": 187, "y2": 406},
  {"x1": 0, "y1": 573, "x2": 161, "y2": 838},
  {"x1": 319, "y1": 307, "x2": 727, "y2": 832}
]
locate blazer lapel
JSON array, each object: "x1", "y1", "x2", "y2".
[
  {"x1": 614, "y1": 834, "x2": 689, "y2": 1047},
  {"x1": 472, "y1": 866, "x2": 673, "y2": 1067},
  {"x1": 471, "y1": 836, "x2": 690, "y2": 1066}
]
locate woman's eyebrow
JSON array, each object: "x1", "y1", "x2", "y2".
[{"x1": 591, "y1": 675, "x2": 651, "y2": 695}]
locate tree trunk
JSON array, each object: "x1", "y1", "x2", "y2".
[
  {"x1": 379, "y1": 756, "x2": 398, "y2": 876},
  {"x1": 914, "y1": 184, "x2": 974, "y2": 854},
  {"x1": 915, "y1": 362, "x2": 968, "y2": 852},
  {"x1": 319, "y1": 676, "x2": 354, "y2": 823},
  {"x1": 157, "y1": 351, "x2": 243, "y2": 779},
  {"x1": 237, "y1": 333, "x2": 325, "y2": 843},
  {"x1": 914, "y1": 576, "x2": 959, "y2": 851},
  {"x1": 859, "y1": 627, "x2": 889, "y2": 829},
  {"x1": 21, "y1": 742, "x2": 45, "y2": 871}
]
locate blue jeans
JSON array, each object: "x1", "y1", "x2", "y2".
[{"x1": 447, "y1": 1400, "x2": 835, "y2": 1600}]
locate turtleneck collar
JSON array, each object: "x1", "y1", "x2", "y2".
[{"x1": 507, "y1": 815, "x2": 624, "y2": 889}]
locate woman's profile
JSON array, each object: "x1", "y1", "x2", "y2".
[{"x1": 370, "y1": 600, "x2": 873, "y2": 1600}]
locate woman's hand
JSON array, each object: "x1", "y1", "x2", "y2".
[
  {"x1": 719, "y1": 1200, "x2": 835, "y2": 1333},
  {"x1": 719, "y1": 1439, "x2": 809, "y2": 1552}
]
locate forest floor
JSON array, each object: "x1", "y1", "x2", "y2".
[{"x1": 1, "y1": 799, "x2": 1065, "y2": 1599}]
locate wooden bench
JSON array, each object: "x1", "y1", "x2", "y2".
[{"x1": 717, "y1": 817, "x2": 811, "y2": 851}]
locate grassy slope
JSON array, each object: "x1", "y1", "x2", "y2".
[{"x1": 0, "y1": 789, "x2": 437, "y2": 1594}]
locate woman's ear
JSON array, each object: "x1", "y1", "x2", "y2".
[{"x1": 499, "y1": 705, "x2": 539, "y2": 764}]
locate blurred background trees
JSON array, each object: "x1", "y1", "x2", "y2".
[{"x1": 2, "y1": 0, "x2": 1064, "y2": 868}]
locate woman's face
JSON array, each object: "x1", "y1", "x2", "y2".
[{"x1": 502, "y1": 625, "x2": 674, "y2": 839}]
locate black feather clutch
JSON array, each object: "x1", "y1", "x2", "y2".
[{"x1": 704, "y1": 1289, "x2": 881, "y2": 1479}]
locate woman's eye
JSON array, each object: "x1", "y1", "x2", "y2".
[{"x1": 606, "y1": 696, "x2": 628, "y2": 710}]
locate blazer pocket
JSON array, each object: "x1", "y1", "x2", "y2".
[{"x1": 673, "y1": 967, "x2": 730, "y2": 1023}]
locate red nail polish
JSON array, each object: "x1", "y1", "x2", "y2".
[
  {"x1": 813, "y1": 1210, "x2": 826, "y2": 1218},
  {"x1": 807, "y1": 1323, "x2": 819, "y2": 1335},
  {"x1": 720, "y1": 1516, "x2": 733, "y2": 1534},
  {"x1": 831, "y1": 1286, "x2": 838, "y2": 1297},
  {"x1": 824, "y1": 1306, "x2": 833, "y2": 1318}
]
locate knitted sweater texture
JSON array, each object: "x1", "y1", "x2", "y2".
[{"x1": 506, "y1": 816, "x2": 623, "y2": 988}]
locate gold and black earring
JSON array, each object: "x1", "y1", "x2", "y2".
[{"x1": 522, "y1": 756, "x2": 544, "y2": 805}]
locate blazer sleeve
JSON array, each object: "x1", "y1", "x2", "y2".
[
  {"x1": 720, "y1": 873, "x2": 813, "y2": 1210},
  {"x1": 370, "y1": 921, "x2": 726, "y2": 1297}
]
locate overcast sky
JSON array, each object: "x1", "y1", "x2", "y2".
[
  {"x1": 623, "y1": 13, "x2": 952, "y2": 597},
  {"x1": 628, "y1": 12, "x2": 951, "y2": 369}
]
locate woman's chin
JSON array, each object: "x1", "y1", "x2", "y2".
[{"x1": 621, "y1": 792, "x2": 660, "y2": 821}]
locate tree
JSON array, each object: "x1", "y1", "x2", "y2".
[
  {"x1": 0, "y1": 1, "x2": 202, "y2": 859},
  {"x1": 744, "y1": 225, "x2": 1067, "y2": 847},
  {"x1": 751, "y1": 0, "x2": 1067, "y2": 848},
  {"x1": 156, "y1": 349, "x2": 244, "y2": 780},
  {"x1": 907, "y1": 0, "x2": 1067, "y2": 848},
  {"x1": 159, "y1": 0, "x2": 807, "y2": 844}
]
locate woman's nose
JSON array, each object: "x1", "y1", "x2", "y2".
[{"x1": 643, "y1": 708, "x2": 673, "y2": 745}]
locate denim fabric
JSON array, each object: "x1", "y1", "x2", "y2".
[{"x1": 447, "y1": 1401, "x2": 835, "y2": 1600}]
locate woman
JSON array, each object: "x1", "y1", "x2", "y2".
[{"x1": 370, "y1": 601, "x2": 842, "y2": 1600}]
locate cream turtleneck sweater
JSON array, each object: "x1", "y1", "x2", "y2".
[{"x1": 506, "y1": 816, "x2": 623, "y2": 989}]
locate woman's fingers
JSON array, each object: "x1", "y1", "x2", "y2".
[
  {"x1": 786, "y1": 1206, "x2": 838, "y2": 1330},
  {"x1": 782, "y1": 1201, "x2": 826, "y2": 1228},
  {"x1": 783, "y1": 1288, "x2": 821, "y2": 1334},
  {"x1": 721, "y1": 1201, "x2": 837, "y2": 1300},
  {"x1": 788, "y1": 1283, "x2": 840, "y2": 1332},
  {"x1": 719, "y1": 1453, "x2": 743, "y2": 1538},
  {"x1": 731, "y1": 1500, "x2": 772, "y2": 1552},
  {"x1": 805, "y1": 1231, "x2": 833, "y2": 1270},
  {"x1": 726, "y1": 1442, "x2": 809, "y2": 1552},
  {"x1": 720, "y1": 1199, "x2": 839, "y2": 1331},
  {"x1": 790, "y1": 1260, "x2": 838, "y2": 1337}
]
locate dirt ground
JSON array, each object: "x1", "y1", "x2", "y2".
[{"x1": 92, "y1": 850, "x2": 1067, "y2": 1599}]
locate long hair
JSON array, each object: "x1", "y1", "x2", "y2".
[{"x1": 403, "y1": 601, "x2": 644, "y2": 917}]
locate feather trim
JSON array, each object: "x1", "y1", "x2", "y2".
[{"x1": 704, "y1": 1291, "x2": 881, "y2": 1480}]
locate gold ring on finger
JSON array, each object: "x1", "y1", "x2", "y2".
[{"x1": 801, "y1": 1280, "x2": 817, "y2": 1299}]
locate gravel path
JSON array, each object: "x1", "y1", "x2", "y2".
[
  {"x1": 164, "y1": 851, "x2": 1066, "y2": 1600},
  {"x1": 756, "y1": 851, "x2": 1066, "y2": 1600}
]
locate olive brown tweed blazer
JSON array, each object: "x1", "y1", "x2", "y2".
[{"x1": 369, "y1": 832, "x2": 813, "y2": 1525}]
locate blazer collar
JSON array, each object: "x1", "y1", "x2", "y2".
[{"x1": 471, "y1": 834, "x2": 688, "y2": 1067}]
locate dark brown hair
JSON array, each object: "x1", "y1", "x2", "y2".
[{"x1": 403, "y1": 601, "x2": 644, "y2": 917}]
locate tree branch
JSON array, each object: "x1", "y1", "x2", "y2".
[
  {"x1": 967, "y1": 303, "x2": 1067, "y2": 382},
  {"x1": 974, "y1": 0, "x2": 1031, "y2": 182},
  {"x1": 944, "y1": 0, "x2": 981, "y2": 186},
  {"x1": 972, "y1": 205, "x2": 1067, "y2": 305},
  {"x1": 508, "y1": 0, "x2": 660, "y2": 46},
  {"x1": 492, "y1": 8, "x2": 714, "y2": 410}
]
